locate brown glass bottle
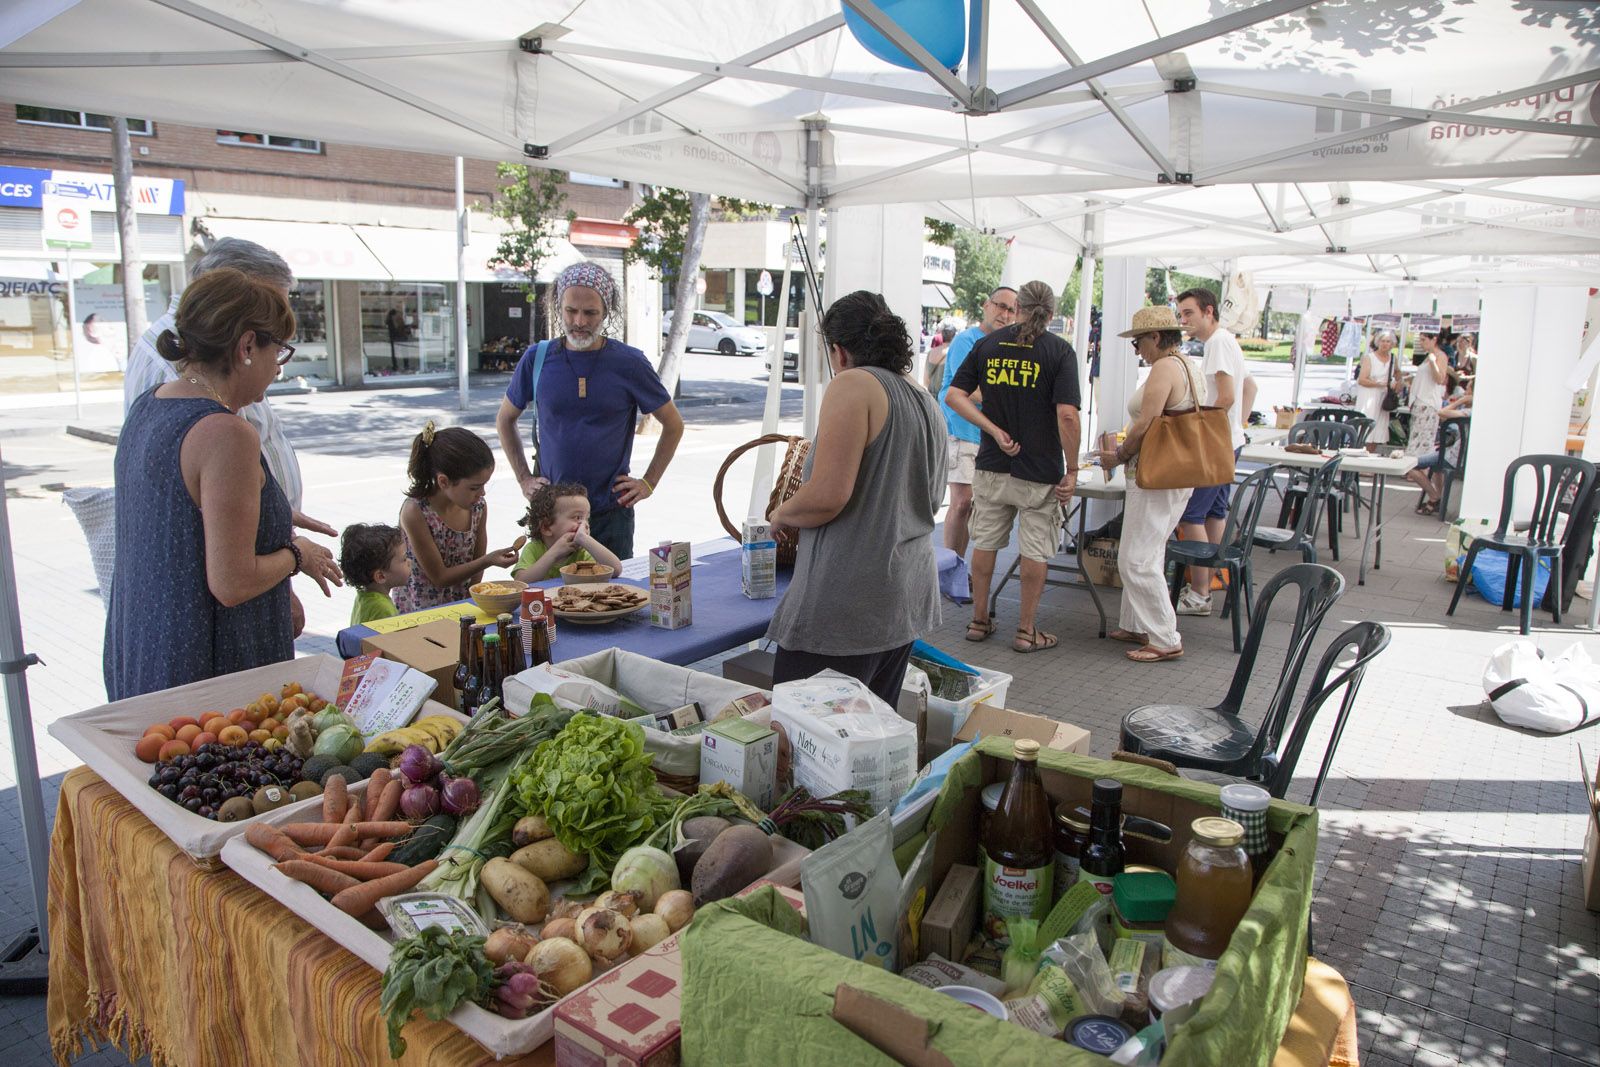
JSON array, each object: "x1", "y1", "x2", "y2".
[
  {"x1": 1163, "y1": 817, "x2": 1252, "y2": 969},
  {"x1": 452, "y1": 616, "x2": 474, "y2": 713},
  {"x1": 460, "y1": 624, "x2": 484, "y2": 715},
  {"x1": 980, "y1": 739, "x2": 1054, "y2": 943},
  {"x1": 480, "y1": 633, "x2": 501, "y2": 711},
  {"x1": 527, "y1": 614, "x2": 551, "y2": 668},
  {"x1": 1079, "y1": 778, "x2": 1126, "y2": 896}
]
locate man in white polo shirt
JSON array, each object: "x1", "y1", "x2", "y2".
[{"x1": 1174, "y1": 286, "x2": 1249, "y2": 616}]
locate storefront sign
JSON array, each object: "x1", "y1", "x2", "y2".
[
  {"x1": 0, "y1": 165, "x2": 185, "y2": 214},
  {"x1": 42, "y1": 194, "x2": 91, "y2": 249},
  {"x1": 0, "y1": 279, "x2": 64, "y2": 298}
]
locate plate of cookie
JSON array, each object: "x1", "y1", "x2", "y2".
[{"x1": 551, "y1": 582, "x2": 650, "y2": 624}]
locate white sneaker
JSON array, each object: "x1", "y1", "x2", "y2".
[{"x1": 1176, "y1": 588, "x2": 1213, "y2": 616}]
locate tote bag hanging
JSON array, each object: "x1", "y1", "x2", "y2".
[{"x1": 1135, "y1": 357, "x2": 1235, "y2": 490}]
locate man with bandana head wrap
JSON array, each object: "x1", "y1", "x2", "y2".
[{"x1": 496, "y1": 261, "x2": 684, "y2": 560}]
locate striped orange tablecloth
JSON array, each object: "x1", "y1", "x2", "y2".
[{"x1": 47, "y1": 767, "x2": 553, "y2": 1067}]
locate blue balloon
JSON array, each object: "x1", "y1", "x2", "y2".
[{"x1": 842, "y1": 0, "x2": 966, "y2": 72}]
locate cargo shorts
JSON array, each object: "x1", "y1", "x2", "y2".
[{"x1": 970, "y1": 469, "x2": 1060, "y2": 563}]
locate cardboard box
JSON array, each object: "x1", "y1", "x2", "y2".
[
  {"x1": 700, "y1": 717, "x2": 778, "y2": 809},
  {"x1": 918, "y1": 862, "x2": 979, "y2": 963},
  {"x1": 1582, "y1": 745, "x2": 1600, "y2": 911},
  {"x1": 360, "y1": 617, "x2": 462, "y2": 710},
  {"x1": 649, "y1": 541, "x2": 693, "y2": 630},
  {"x1": 1080, "y1": 535, "x2": 1122, "y2": 588},
  {"x1": 953, "y1": 704, "x2": 1091, "y2": 755}
]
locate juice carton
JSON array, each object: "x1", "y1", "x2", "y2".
[
  {"x1": 740, "y1": 517, "x2": 777, "y2": 599},
  {"x1": 649, "y1": 541, "x2": 692, "y2": 630}
]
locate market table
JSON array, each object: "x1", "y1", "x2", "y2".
[
  {"x1": 336, "y1": 539, "x2": 788, "y2": 665},
  {"x1": 47, "y1": 767, "x2": 555, "y2": 1067},
  {"x1": 1239, "y1": 443, "x2": 1417, "y2": 585}
]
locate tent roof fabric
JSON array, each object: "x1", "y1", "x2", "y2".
[{"x1": 4, "y1": 1, "x2": 1598, "y2": 283}]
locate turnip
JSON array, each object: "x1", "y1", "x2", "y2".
[{"x1": 610, "y1": 846, "x2": 678, "y2": 910}]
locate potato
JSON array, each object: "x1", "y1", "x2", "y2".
[
  {"x1": 675, "y1": 816, "x2": 732, "y2": 883},
  {"x1": 511, "y1": 838, "x2": 588, "y2": 882},
  {"x1": 690, "y1": 824, "x2": 773, "y2": 906},
  {"x1": 482, "y1": 857, "x2": 551, "y2": 924},
  {"x1": 512, "y1": 814, "x2": 555, "y2": 847}
]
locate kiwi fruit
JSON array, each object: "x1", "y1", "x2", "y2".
[
  {"x1": 252, "y1": 784, "x2": 293, "y2": 815},
  {"x1": 217, "y1": 796, "x2": 255, "y2": 822},
  {"x1": 288, "y1": 780, "x2": 322, "y2": 802}
]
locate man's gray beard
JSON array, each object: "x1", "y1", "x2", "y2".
[{"x1": 565, "y1": 330, "x2": 602, "y2": 351}]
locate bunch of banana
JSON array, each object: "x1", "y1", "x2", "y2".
[{"x1": 364, "y1": 714, "x2": 463, "y2": 755}]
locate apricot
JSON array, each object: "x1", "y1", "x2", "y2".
[
  {"x1": 271, "y1": 725, "x2": 289, "y2": 742},
  {"x1": 217, "y1": 725, "x2": 248, "y2": 747},
  {"x1": 168, "y1": 715, "x2": 199, "y2": 731},
  {"x1": 158, "y1": 739, "x2": 191, "y2": 762},
  {"x1": 175, "y1": 724, "x2": 202, "y2": 746},
  {"x1": 259, "y1": 717, "x2": 281, "y2": 734},
  {"x1": 281, "y1": 681, "x2": 303, "y2": 698},
  {"x1": 143, "y1": 723, "x2": 176, "y2": 741},
  {"x1": 260, "y1": 694, "x2": 280, "y2": 714},
  {"x1": 307, "y1": 697, "x2": 327, "y2": 713},
  {"x1": 199, "y1": 712, "x2": 223, "y2": 731},
  {"x1": 248, "y1": 729, "x2": 271, "y2": 744},
  {"x1": 135, "y1": 735, "x2": 166, "y2": 762},
  {"x1": 193, "y1": 731, "x2": 218, "y2": 749},
  {"x1": 226, "y1": 709, "x2": 248, "y2": 726}
]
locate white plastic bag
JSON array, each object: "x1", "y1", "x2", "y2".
[
  {"x1": 771, "y1": 670, "x2": 918, "y2": 813},
  {"x1": 501, "y1": 663, "x2": 643, "y2": 717},
  {"x1": 1483, "y1": 639, "x2": 1600, "y2": 733}
]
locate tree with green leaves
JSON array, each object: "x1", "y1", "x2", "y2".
[
  {"x1": 924, "y1": 217, "x2": 958, "y2": 245},
  {"x1": 484, "y1": 163, "x2": 574, "y2": 342},
  {"x1": 950, "y1": 228, "x2": 1008, "y2": 319},
  {"x1": 625, "y1": 188, "x2": 770, "y2": 400},
  {"x1": 1144, "y1": 268, "x2": 1220, "y2": 307},
  {"x1": 1062, "y1": 256, "x2": 1102, "y2": 316}
]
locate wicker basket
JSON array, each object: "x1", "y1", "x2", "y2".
[{"x1": 713, "y1": 433, "x2": 812, "y2": 566}]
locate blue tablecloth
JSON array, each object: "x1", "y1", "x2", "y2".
[{"x1": 335, "y1": 545, "x2": 790, "y2": 666}]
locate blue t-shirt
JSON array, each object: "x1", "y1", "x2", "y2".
[
  {"x1": 939, "y1": 326, "x2": 985, "y2": 444},
  {"x1": 505, "y1": 338, "x2": 672, "y2": 515}
]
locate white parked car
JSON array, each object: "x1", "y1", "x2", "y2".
[{"x1": 663, "y1": 309, "x2": 768, "y2": 356}]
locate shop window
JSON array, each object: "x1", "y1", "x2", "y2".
[
  {"x1": 17, "y1": 106, "x2": 150, "y2": 134},
  {"x1": 281, "y1": 281, "x2": 334, "y2": 387},
  {"x1": 359, "y1": 281, "x2": 456, "y2": 381},
  {"x1": 216, "y1": 131, "x2": 322, "y2": 153},
  {"x1": 701, "y1": 269, "x2": 732, "y2": 313}
]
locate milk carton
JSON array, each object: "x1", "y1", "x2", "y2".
[
  {"x1": 649, "y1": 540, "x2": 693, "y2": 629},
  {"x1": 741, "y1": 517, "x2": 777, "y2": 599}
]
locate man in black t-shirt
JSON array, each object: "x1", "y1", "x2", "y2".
[{"x1": 947, "y1": 280, "x2": 1081, "y2": 654}]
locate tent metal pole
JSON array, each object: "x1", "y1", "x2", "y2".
[
  {"x1": 0, "y1": 447, "x2": 52, "y2": 957},
  {"x1": 802, "y1": 203, "x2": 822, "y2": 439},
  {"x1": 455, "y1": 157, "x2": 469, "y2": 413}
]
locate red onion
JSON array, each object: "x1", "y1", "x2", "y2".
[
  {"x1": 399, "y1": 783, "x2": 441, "y2": 820},
  {"x1": 398, "y1": 744, "x2": 442, "y2": 786},
  {"x1": 440, "y1": 775, "x2": 481, "y2": 816}
]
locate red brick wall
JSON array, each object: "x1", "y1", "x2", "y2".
[{"x1": 0, "y1": 100, "x2": 635, "y2": 219}]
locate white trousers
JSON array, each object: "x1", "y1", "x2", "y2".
[{"x1": 1116, "y1": 478, "x2": 1194, "y2": 649}]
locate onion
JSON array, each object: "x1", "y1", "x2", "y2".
[
  {"x1": 653, "y1": 890, "x2": 695, "y2": 933},
  {"x1": 630, "y1": 913, "x2": 671, "y2": 954},
  {"x1": 541, "y1": 917, "x2": 577, "y2": 943},
  {"x1": 439, "y1": 775, "x2": 480, "y2": 816},
  {"x1": 485, "y1": 926, "x2": 539, "y2": 966},
  {"x1": 610, "y1": 846, "x2": 679, "y2": 910},
  {"x1": 576, "y1": 906, "x2": 632, "y2": 961},
  {"x1": 595, "y1": 889, "x2": 642, "y2": 919},
  {"x1": 399, "y1": 783, "x2": 440, "y2": 820},
  {"x1": 529, "y1": 937, "x2": 593, "y2": 997},
  {"x1": 398, "y1": 744, "x2": 442, "y2": 785}
]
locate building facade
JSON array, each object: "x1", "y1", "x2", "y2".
[{"x1": 0, "y1": 101, "x2": 649, "y2": 396}]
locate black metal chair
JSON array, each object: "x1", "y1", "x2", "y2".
[
  {"x1": 1447, "y1": 454, "x2": 1598, "y2": 635},
  {"x1": 1165, "y1": 465, "x2": 1280, "y2": 653},
  {"x1": 1120, "y1": 563, "x2": 1346, "y2": 779},
  {"x1": 1179, "y1": 621, "x2": 1391, "y2": 806},
  {"x1": 1254, "y1": 454, "x2": 1342, "y2": 564}
]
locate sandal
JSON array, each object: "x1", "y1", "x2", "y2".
[
  {"x1": 1108, "y1": 629, "x2": 1149, "y2": 645},
  {"x1": 1012, "y1": 627, "x2": 1059, "y2": 653},
  {"x1": 1416, "y1": 499, "x2": 1439, "y2": 516},
  {"x1": 965, "y1": 617, "x2": 997, "y2": 642},
  {"x1": 1126, "y1": 645, "x2": 1184, "y2": 663}
]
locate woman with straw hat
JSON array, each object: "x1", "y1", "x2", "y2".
[{"x1": 1095, "y1": 306, "x2": 1205, "y2": 663}]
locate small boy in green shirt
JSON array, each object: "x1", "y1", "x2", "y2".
[
  {"x1": 512, "y1": 482, "x2": 625, "y2": 582},
  {"x1": 339, "y1": 522, "x2": 411, "y2": 625}
]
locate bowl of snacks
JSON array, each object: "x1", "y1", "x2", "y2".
[
  {"x1": 470, "y1": 579, "x2": 528, "y2": 615},
  {"x1": 559, "y1": 560, "x2": 616, "y2": 585}
]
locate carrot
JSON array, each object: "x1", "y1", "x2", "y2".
[
  {"x1": 304, "y1": 854, "x2": 410, "y2": 880},
  {"x1": 320, "y1": 846, "x2": 367, "y2": 860},
  {"x1": 281, "y1": 822, "x2": 345, "y2": 846},
  {"x1": 245, "y1": 823, "x2": 303, "y2": 863},
  {"x1": 323, "y1": 774, "x2": 349, "y2": 823},
  {"x1": 330, "y1": 859, "x2": 438, "y2": 915},
  {"x1": 360, "y1": 842, "x2": 396, "y2": 863},
  {"x1": 327, "y1": 804, "x2": 362, "y2": 852},
  {"x1": 369, "y1": 766, "x2": 391, "y2": 798},
  {"x1": 349, "y1": 821, "x2": 414, "y2": 839},
  {"x1": 274, "y1": 860, "x2": 361, "y2": 895},
  {"x1": 369, "y1": 779, "x2": 403, "y2": 824}
]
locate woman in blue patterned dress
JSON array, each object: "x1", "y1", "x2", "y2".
[{"x1": 104, "y1": 268, "x2": 343, "y2": 700}]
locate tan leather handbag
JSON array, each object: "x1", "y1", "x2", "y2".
[{"x1": 1134, "y1": 358, "x2": 1235, "y2": 490}]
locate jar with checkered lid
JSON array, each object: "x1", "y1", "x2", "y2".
[{"x1": 1219, "y1": 783, "x2": 1271, "y2": 862}]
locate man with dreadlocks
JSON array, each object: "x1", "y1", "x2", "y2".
[{"x1": 496, "y1": 261, "x2": 684, "y2": 560}]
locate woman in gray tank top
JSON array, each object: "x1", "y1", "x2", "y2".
[{"x1": 766, "y1": 291, "x2": 947, "y2": 705}]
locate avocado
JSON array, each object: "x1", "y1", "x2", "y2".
[
  {"x1": 350, "y1": 752, "x2": 390, "y2": 780},
  {"x1": 319, "y1": 763, "x2": 362, "y2": 786},
  {"x1": 300, "y1": 754, "x2": 339, "y2": 785}
]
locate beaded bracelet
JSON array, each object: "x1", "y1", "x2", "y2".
[{"x1": 286, "y1": 540, "x2": 304, "y2": 576}]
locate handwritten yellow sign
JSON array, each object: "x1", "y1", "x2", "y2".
[{"x1": 364, "y1": 601, "x2": 493, "y2": 634}]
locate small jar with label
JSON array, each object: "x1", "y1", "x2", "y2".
[
  {"x1": 1052, "y1": 807, "x2": 1090, "y2": 899},
  {"x1": 1111, "y1": 869, "x2": 1176, "y2": 948}
]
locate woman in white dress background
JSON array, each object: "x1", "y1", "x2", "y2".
[{"x1": 1355, "y1": 330, "x2": 1398, "y2": 443}]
